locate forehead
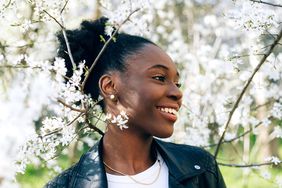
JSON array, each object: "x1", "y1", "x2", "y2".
[{"x1": 125, "y1": 44, "x2": 178, "y2": 76}]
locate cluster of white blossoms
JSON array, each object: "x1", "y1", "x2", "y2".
[
  {"x1": 13, "y1": 57, "x2": 103, "y2": 173},
  {"x1": 1, "y1": 0, "x2": 282, "y2": 187},
  {"x1": 105, "y1": 111, "x2": 129, "y2": 130},
  {"x1": 101, "y1": 0, "x2": 152, "y2": 36},
  {"x1": 271, "y1": 102, "x2": 282, "y2": 119},
  {"x1": 0, "y1": 0, "x2": 98, "y2": 186},
  {"x1": 27, "y1": 0, "x2": 69, "y2": 22},
  {"x1": 228, "y1": 0, "x2": 278, "y2": 34}
]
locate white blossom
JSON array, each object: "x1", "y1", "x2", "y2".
[
  {"x1": 265, "y1": 156, "x2": 281, "y2": 165},
  {"x1": 262, "y1": 118, "x2": 271, "y2": 127},
  {"x1": 52, "y1": 57, "x2": 67, "y2": 78},
  {"x1": 271, "y1": 102, "x2": 282, "y2": 119},
  {"x1": 228, "y1": 0, "x2": 278, "y2": 34},
  {"x1": 106, "y1": 110, "x2": 129, "y2": 130},
  {"x1": 272, "y1": 126, "x2": 282, "y2": 138}
]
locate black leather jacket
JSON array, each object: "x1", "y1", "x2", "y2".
[{"x1": 45, "y1": 138, "x2": 226, "y2": 188}]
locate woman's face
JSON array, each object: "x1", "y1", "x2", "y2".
[{"x1": 115, "y1": 44, "x2": 182, "y2": 138}]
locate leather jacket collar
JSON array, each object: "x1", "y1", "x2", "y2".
[
  {"x1": 69, "y1": 138, "x2": 215, "y2": 187},
  {"x1": 45, "y1": 137, "x2": 226, "y2": 188}
]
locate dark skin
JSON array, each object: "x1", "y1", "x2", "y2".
[{"x1": 99, "y1": 44, "x2": 182, "y2": 175}]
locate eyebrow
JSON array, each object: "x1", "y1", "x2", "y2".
[{"x1": 147, "y1": 64, "x2": 180, "y2": 78}]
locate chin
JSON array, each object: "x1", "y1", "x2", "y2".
[{"x1": 155, "y1": 128, "x2": 174, "y2": 138}]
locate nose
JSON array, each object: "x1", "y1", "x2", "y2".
[{"x1": 168, "y1": 82, "x2": 183, "y2": 105}]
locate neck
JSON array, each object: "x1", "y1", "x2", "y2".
[{"x1": 102, "y1": 126, "x2": 155, "y2": 175}]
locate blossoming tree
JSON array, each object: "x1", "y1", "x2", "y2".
[{"x1": 0, "y1": 0, "x2": 281, "y2": 187}]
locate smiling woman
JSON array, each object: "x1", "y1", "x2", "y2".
[{"x1": 45, "y1": 17, "x2": 226, "y2": 188}]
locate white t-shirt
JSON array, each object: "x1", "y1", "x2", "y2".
[{"x1": 106, "y1": 153, "x2": 169, "y2": 188}]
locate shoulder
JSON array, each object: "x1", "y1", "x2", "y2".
[
  {"x1": 156, "y1": 139, "x2": 215, "y2": 160},
  {"x1": 44, "y1": 165, "x2": 77, "y2": 188},
  {"x1": 44, "y1": 140, "x2": 103, "y2": 188},
  {"x1": 155, "y1": 139, "x2": 226, "y2": 187},
  {"x1": 155, "y1": 139, "x2": 217, "y2": 173}
]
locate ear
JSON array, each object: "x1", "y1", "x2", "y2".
[{"x1": 99, "y1": 74, "x2": 117, "y2": 98}]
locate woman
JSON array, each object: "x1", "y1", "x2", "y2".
[{"x1": 45, "y1": 17, "x2": 226, "y2": 188}]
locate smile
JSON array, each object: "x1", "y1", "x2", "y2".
[
  {"x1": 156, "y1": 107, "x2": 178, "y2": 122},
  {"x1": 158, "y1": 107, "x2": 177, "y2": 115}
]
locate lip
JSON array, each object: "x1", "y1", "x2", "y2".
[
  {"x1": 156, "y1": 104, "x2": 179, "y2": 122},
  {"x1": 158, "y1": 110, "x2": 178, "y2": 122}
]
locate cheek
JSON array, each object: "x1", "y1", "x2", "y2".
[
  {"x1": 118, "y1": 79, "x2": 164, "y2": 116},
  {"x1": 123, "y1": 89, "x2": 156, "y2": 118}
]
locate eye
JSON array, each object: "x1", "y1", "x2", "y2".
[{"x1": 152, "y1": 75, "x2": 166, "y2": 82}]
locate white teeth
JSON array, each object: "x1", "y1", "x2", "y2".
[{"x1": 158, "y1": 107, "x2": 177, "y2": 115}]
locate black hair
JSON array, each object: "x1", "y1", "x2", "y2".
[{"x1": 57, "y1": 17, "x2": 155, "y2": 110}]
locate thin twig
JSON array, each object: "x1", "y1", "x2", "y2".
[
  {"x1": 260, "y1": 43, "x2": 276, "y2": 50},
  {"x1": 249, "y1": 0, "x2": 282, "y2": 8},
  {"x1": 39, "y1": 112, "x2": 85, "y2": 138},
  {"x1": 228, "y1": 53, "x2": 265, "y2": 60},
  {"x1": 66, "y1": 112, "x2": 85, "y2": 126},
  {"x1": 61, "y1": 23, "x2": 76, "y2": 69},
  {"x1": 218, "y1": 161, "x2": 277, "y2": 168},
  {"x1": 81, "y1": 8, "x2": 140, "y2": 89},
  {"x1": 7, "y1": 44, "x2": 33, "y2": 49},
  {"x1": 251, "y1": 100, "x2": 274, "y2": 111},
  {"x1": 214, "y1": 28, "x2": 282, "y2": 158},
  {"x1": 87, "y1": 112, "x2": 104, "y2": 135},
  {"x1": 4, "y1": 0, "x2": 12, "y2": 8},
  {"x1": 265, "y1": 30, "x2": 277, "y2": 40},
  {"x1": 43, "y1": 8, "x2": 77, "y2": 71},
  {"x1": 0, "y1": 65, "x2": 42, "y2": 69},
  {"x1": 60, "y1": 0, "x2": 70, "y2": 14},
  {"x1": 45, "y1": 125, "x2": 91, "y2": 162},
  {"x1": 60, "y1": 1, "x2": 76, "y2": 70},
  {"x1": 203, "y1": 121, "x2": 263, "y2": 148},
  {"x1": 42, "y1": 10, "x2": 65, "y2": 29},
  {"x1": 39, "y1": 128, "x2": 62, "y2": 138},
  {"x1": 57, "y1": 98, "x2": 86, "y2": 112}
]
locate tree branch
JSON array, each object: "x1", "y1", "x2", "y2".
[
  {"x1": 228, "y1": 53, "x2": 265, "y2": 61},
  {"x1": 66, "y1": 112, "x2": 85, "y2": 126},
  {"x1": 42, "y1": 10, "x2": 64, "y2": 29},
  {"x1": 39, "y1": 128, "x2": 62, "y2": 138},
  {"x1": 57, "y1": 98, "x2": 86, "y2": 112},
  {"x1": 87, "y1": 112, "x2": 104, "y2": 136},
  {"x1": 249, "y1": 0, "x2": 282, "y2": 8},
  {"x1": 42, "y1": 9, "x2": 76, "y2": 70},
  {"x1": 4, "y1": 0, "x2": 12, "y2": 8},
  {"x1": 203, "y1": 121, "x2": 263, "y2": 148},
  {"x1": 214, "y1": 28, "x2": 282, "y2": 158},
  {"x1": 218, "y1": 161, "x2": 276, "y2": 168},
  {"x1": 0, "y1": 65, "x2": 42, "y2": 69},
  {"x1": 60, "y1": 17, "x2": 76, "y2": 70},
  {"x1": 251, "y1": 100, "x2": 274, "y2": 111},
  {"x1": 60, "y1": 0, "x2": 70, "y2": 14}
]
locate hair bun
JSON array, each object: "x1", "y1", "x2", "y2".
[
  {"x1": 57, "y1": 17, "x2": 115, "y2": 79},
  {"x1": 80, "y1": 17, "x2": 112, "y2": 42}
]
